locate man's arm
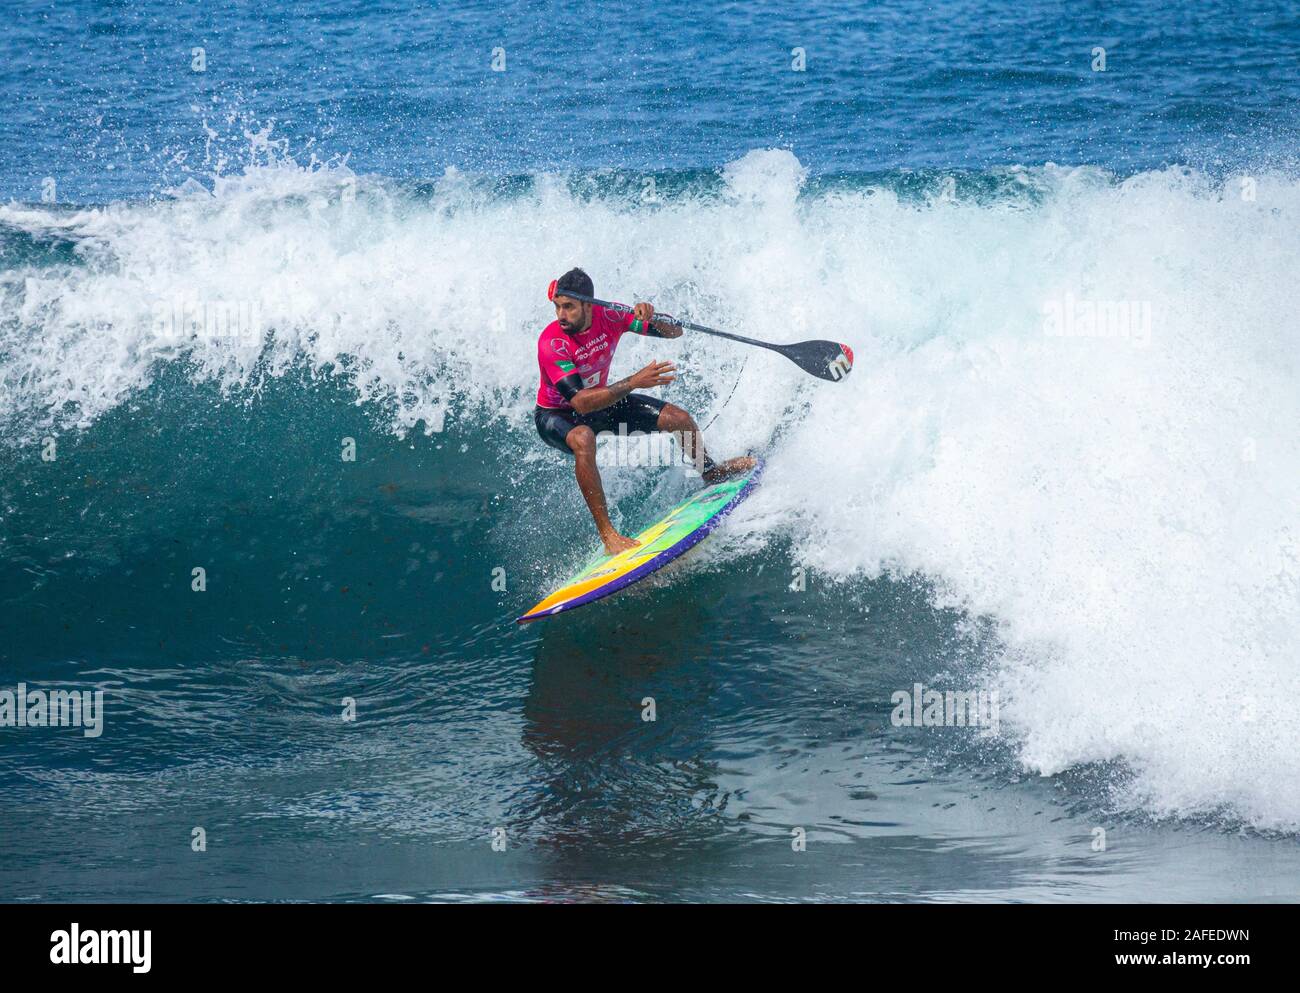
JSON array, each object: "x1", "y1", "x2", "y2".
[
  {"x1": 636, "y1": 317, "x2": 683, "y2": 339},
  {"x1": 630, "y1": 302, "x2": 683, "y2": 339},
  {"x1": 566, "y1": 361, "x2": 677, "y2": 415}
]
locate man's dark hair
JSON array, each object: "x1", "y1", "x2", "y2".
[{"x1": 555, "y1": 267, "x2": 594, "y2": 299}]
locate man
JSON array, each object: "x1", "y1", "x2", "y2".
[{"x1": 535, "y1": 268, "x2": 756, "y2": 555}]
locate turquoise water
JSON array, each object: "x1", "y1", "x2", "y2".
[{"x1": 2, "y1": 1, "x2": 1299, "y2": 901}]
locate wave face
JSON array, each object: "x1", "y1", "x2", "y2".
[{"x1": 1, "y1": 147, "x2": 1298, "y2": 848}]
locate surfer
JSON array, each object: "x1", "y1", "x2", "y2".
[{"x1": 535, "y1": 268, "x2": 756, "y2": 555}]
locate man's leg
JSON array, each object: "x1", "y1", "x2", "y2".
[
  {"x1": 654, "y1": 402, "x2": 756, "y2": 483},
  {"x1": 654, "y1": 402, "x2": 710, "y2": 472},
  {"x1": 566, "y1": 424, "x2": 639, "y2": 555}
]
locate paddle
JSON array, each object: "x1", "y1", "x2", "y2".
[{"x1": 546, "y1": 282, "x2": 854, "y2": 382}]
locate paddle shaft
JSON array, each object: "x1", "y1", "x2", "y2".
[{"x1": 554, "y1": 290, "x2": 784, "y2": 353}]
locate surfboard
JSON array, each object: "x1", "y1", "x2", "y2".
[{"x1": 516, "y1": 459, "x2": 764, "y2": 623}]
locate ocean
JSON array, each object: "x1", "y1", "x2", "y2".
[{"x1": 1, "y1": 0, "x2": 1298, "y2": 902}]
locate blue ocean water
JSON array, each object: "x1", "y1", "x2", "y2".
[{"x1": 2, "y1": 0, "x2": 1299, "y2": 902}]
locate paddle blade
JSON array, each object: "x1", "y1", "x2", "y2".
[{"x1": 780, "y1": 340, "x2": 854, "y2": 381}]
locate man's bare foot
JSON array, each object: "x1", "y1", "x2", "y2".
[
  {"x1": 702, "y1": 455, "x2": 757, "y2": 484},
  {"x1": 601, "y1": 532, "x2": 641, "y2": 556}
]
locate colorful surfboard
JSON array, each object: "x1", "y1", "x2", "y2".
[{"x1": 517, "y1": 460, "x2": 764, "y2": 623}]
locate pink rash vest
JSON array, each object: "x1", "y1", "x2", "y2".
[{"x1": 536, "y1": 304, "x2": 638, "y2": 410}]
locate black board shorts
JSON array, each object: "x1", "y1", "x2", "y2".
[{"x1": 534, "y1": 394, "x2": 668, "y2": 455}]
